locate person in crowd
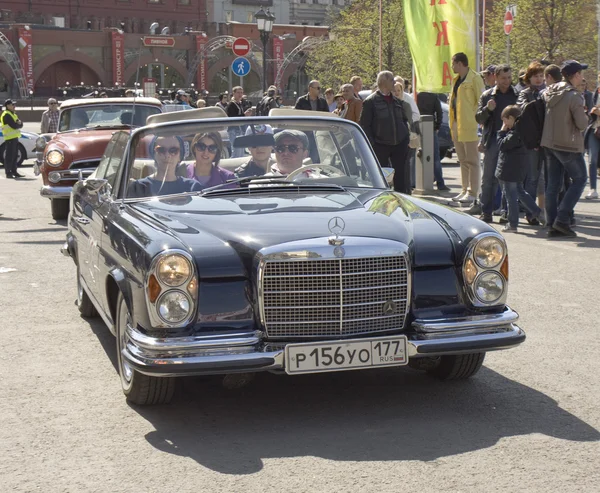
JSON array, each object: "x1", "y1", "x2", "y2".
[
  {"x1": 241, "y1": 94, "x2": 253, "y2": 114},
  {"x1": 586, "y1": 91, "x2": 600, "y2": 200},
  {"x1": 417, "y1": 91, "x2": 448, "y2": 190},
  {"x1": 185, "y1": 131, "x2": 235, "y2": 189},
  {"x1": 448, "y1": 52, "x2": 485, "y2": 205},
  {"x1": 580, "y1": 79, "x2": 594, "y2": 114},
  {"x1": 257, "y1": 85, "x2": 279, "y2": 116},
  {"x1": 480, "y1": 65, "x2": 497, "y2": 89},
  {"x1": 175, "y1": 90, "x2": 193, "y2": 108},
  {"x1": 128, "y1": 135, "x2": 201, "y2": 198},
  {"x1": 216, "y1": 93, "x2": 228, "y2": 111},
  {"x1": 404, "y1": 81, "x2": 412, "y2": 93},
  {"x1": 495, "y1": 105, "x2": 545, "y2": 232},
  {"x1": 324, "y1": 88, "x2": 337, "y2": 112},
  {"x1": 516, "y1": 61, "x2": 546, "y2": 221},
  {"x1": 271, "y1": 130, "x2": 310, "y2": 175},
  {"x1": 350, "y1": 75, "x2": 363, "y2": 99},
  {"x1": 541, "y1": 60, "x2": 589, "y2": 237},
  {"x1": 294, "y1": 80, "x2": 329, "y2": 112},
  {"x1": 196, "y1": 99, "x2": 206, "y2": 108},
  {"x1": 335, "y1": 83, "x2": 363, "y2": 123},
  {"x1": 41, "y1": 98, "x2": 60, "y2": 134},
  {"x1": 394, "y1": 76, "x2": 421, "y2": 188},
  {"x1": 475, "y1": 65, "x2": 519, "y2": 222},
  {"x1": 334, "y1": 92, "x2": 344, "y2": 112},
  {"x1": 226, "y1": 86, "x2": 252, "y2": 158},
  {"x1": 515, "y1": 69, "x2": 527, "y2": 92},
  {"x1": 1, "y1": 99, "x2": 24, "y2": 178},
  {"x1": 124, "y1": 89, "x2": 135, "y2": 97},
  {"x1": 542, "y1": 64, "x2": 562, "y2": 94},
  {"x1": 234, "y1": 125, "x2": 276, "y2": 178},
  {"x1": 359, "y1": 70, "x2": 411, "y2": 194}
]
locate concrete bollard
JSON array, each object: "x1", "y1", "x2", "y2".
[{"x1": 413, "y1": 115, "x2": 436, "y2": 195}]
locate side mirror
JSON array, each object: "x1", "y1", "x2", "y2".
[
  {"x1": 381, "y1": 167, "x2": 395, "y2": 187},
  {"x1": 84, "y1": 178, "x2": 108, "y2": 193}
]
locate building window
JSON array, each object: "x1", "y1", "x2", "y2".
[
  {"x1": 148, "y1": 0, "x2": 160, "y2": 4},
  {"x1": 225, "y1": 11, "x2": 233, "y2": 23},
  {"x1": 52, "y1": 16, "x2": 65, "y2": 27},
  {"x1": 178, "y1": 0, "x2": 191, "y2": 4}
]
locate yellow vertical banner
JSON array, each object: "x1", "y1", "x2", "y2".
[{"x1": 403, "y1": 0, "x2": 477, "y2": 92}]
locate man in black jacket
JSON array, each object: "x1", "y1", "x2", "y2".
[
  {"x1": 359, "y1": 70, "x2": 410, "y2": 193},
  {"x1": 226, "y1": 86, "x2": 252, "y2": 158},
  {"x1": 416, "y1": 92, "x2": 448, "y2": 190},
  {"x1": 475, "y1": 65, "x2": 519, "y2": 221},
  {"x1": 294, "y1": 81, "x2": 329, "y2": 112}
]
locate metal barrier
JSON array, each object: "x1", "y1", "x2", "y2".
[{"x1": 414, "y1": 114, "x2": 436, "y2": 195}]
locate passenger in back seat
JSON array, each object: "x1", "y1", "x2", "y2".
[
  {"x1": 185, "y1": 132, "x2": 237, "y2": 189},
  {"x1": 127, "y1": 135, "x2": 203, "y2": 198},
  {"x1": 234, "y1": 125, "x2": 276, "y2": 178}
]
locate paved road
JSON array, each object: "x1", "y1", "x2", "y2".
[{"x1": 1, "y1": 163, "x2": 599, "y2": 492}]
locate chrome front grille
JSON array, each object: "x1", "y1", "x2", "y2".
[{"x1": 261, "y1": 255, "x2": 409, "y2": 339}]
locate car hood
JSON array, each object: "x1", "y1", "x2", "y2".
[
  {"x1": 50, "y1": 129, "x2": 122, "y2": 158},
  {"x1": 131, "y1": 189, "x2": 457, "y2": 277}
]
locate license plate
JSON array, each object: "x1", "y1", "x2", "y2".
[{"x1": 285, "y1": 335, "x2": 408, "y2": 375}]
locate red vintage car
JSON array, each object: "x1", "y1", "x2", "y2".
[{"x1": 37, "y1": 97, "x2": 163, "y2": 219}]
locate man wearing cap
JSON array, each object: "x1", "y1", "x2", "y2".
[
  {"x1": 1, "y1": 99, "x2": 24, "y2": 178},
  {"x1": 541, "y1": 60, "x2": 589, "y2": 237},
  {"x1": 234, "y1": 124, "x2": 276, "y2": 178},
  {"x1": 481, "y1": 65, "x2": 497, "y2": 89},
  {"x1": 271, "y1": 130, "x2": 310, "y2": 175},
  {"x1": 295, "y1": 81, "x2": 329, "y2": 112},
  {"x1": 176, "y1": 90, "x2": 194, "y2": 108},
  {"x1": 41, "y1": 98, "x2": 60, "y2": 134}
]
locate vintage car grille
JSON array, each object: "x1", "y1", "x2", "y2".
[{"x1": 261, "y1": 255, "x2": 409, "y2": 339}]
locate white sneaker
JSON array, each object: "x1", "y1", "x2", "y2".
[
  {"x1": 585, "y1": 189, "x2": 598, "y2": 199},
  {"x1": 459, "y1": 194, "x2": 476, "y2": 204},
  {"x1": 452, "y1": 191, "x2": 467, "y2": 201}
]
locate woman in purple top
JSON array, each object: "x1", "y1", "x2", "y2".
[{"x1": 186, "y1": 132, "x2": 236, "y2": 189}]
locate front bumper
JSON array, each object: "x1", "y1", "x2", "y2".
[
  {"x1": 123, "y1": 307, "x2": 525, "y2": 377},
  {"x1": 40, "y1": 185, "x2": 72, "y2": 199}
]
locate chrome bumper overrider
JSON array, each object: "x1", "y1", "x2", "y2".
[
  {"x1": 123, "y1": 307, "x2": 525, "y2": 377},
  {"x1": 40, "y1": 185, "x2": 72, "y2": 199}
]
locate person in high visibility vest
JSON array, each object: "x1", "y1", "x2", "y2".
[{"x1": 1, "y1": 99, "x2": 24, "y2": 178}]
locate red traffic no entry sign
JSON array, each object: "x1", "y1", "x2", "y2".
[
  {"x1": 232, "y1": 37, "x2": 251, "y2": 57},
  {"x1": 504, "y1": 11, "x2": 514, "y2": 35}
]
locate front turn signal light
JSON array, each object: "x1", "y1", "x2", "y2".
[
  {"x1": 500, "y1": 255, "x2": 509, "y2": 281},
  {"x1": 148, "y1": 274, "x2": 161, "y2": 303},
  {"x1": 464, "y1": 258, "x2": 477, "y2": 284}
]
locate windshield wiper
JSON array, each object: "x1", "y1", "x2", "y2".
[{"x1": 200, "y1": 175, "x2": 346, "y2": 195}]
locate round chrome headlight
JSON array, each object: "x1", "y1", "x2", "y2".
[
  {"x1": 157, "y1": 254, "x2": 192, "y2": 287},
  {"x1": 46, "y1": 149, "x2": 64, "y2": 167},
  {"x1": 48, "y1": 171, "x2": 61, "y2": 183},
  {"x1": 474, "y1": 236, "x2": 505, "y2": 269},
  {"x1": 474, "y1": 271, "x2": 505, "y2": 303},
  {"x1": 157, "y1": 291, "x2": 191, "y2": 324},
  {"x1": 36, "y1": 136, "x2": 47, "y2": 151}
]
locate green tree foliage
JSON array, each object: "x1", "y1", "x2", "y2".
[
  {"x1": 305, "y1": 0, "x2": 412, "y2": 91},
  {"x1": 484, "y1": 0, "x2": 598, "y2": 74}
]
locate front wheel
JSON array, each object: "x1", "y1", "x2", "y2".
[
  {"x1": 51, "y1": 198, "x2": 69, "y2": 220},
  {"x1": 77, "y1": 266, "x2": 98, "y2": 318},
  {"x1": 425, "y1": 353, "x2": 485, "y2": 380},
  {"x1": 116, "y1": 293, "x2": 175, "y2": 405}
]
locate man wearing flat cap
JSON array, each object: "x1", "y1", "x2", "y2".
[
  {"x1": 480, "y1": 65, "x2": 497, "y2": 89},
  {"x1": 1, "y1": 99, "x2": 24, "y2": 178},
  {"x1": 541, "y1": 60, "x2": 589, "y2": 237},
  {"x1": 271, "y1": 130, "x2": 310, "y2": 175}
]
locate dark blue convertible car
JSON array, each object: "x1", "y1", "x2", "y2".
[{"x1": 64, "y1": 108, "x2": 524, "y2": 405}]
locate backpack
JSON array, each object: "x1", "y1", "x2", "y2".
[
  {"x1": 256, "y1": 96, "x2": 273, "y2": 116},
  {"x1": 516, "y1": 98, "x2": 545, "y2": 149}
]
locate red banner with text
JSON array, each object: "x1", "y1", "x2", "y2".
[
  {"x1": 273, "y1": 37, "x2": 284, "y2": 88},
  {"x1": 18, "y1": 27, "x2": 34, "y2": 92},
  {"x1": 196, "y1": 35, "x2": 208, "y2": 90},
  {"x1": 112, "y1": 31, "x2": 125, "y2": 86}
]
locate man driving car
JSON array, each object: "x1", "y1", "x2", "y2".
[{"x1": 271, "y1": 130, "x2": 310, "y2": 175}]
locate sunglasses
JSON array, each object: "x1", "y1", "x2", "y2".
[
  {"x1": 49, "y1": 102, "x2": 58, "y2": 105},
  {"x1": 311, "y1": 86, "x2": 321, "y2": 90},
  {"x1": 195, "y1": 142, "x2": 218, "y2": 153},
  {"x1": 275, "y1": 144, "x2": 303, "y2": 154},
  {"x1": 154, "y1": 146, "x2": 180, "y2": 156}
]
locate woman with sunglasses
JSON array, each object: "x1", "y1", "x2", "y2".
[
  {"x1": 185, "y1": 132, "x2": 236, "y2": 189},
  {"x1": 128, "y1": 135, "x2": 202, "y2": 198}
]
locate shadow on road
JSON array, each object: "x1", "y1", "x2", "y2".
[{"x1": 112, "y1": 365, "x2": 600, "y2": 475}]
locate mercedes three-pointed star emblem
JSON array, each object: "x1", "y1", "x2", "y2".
[
  {"x1": 328, "y1": 216, "x2": 346, "y2": 246},
  {"x1": 382, "y1": 300, "x2": 397, "y2": 315}
]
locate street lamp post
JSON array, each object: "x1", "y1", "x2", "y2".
[{"x1": 255, "y1": 7, "x2": 275, "y2": 93}]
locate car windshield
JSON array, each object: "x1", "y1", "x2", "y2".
[
  {"x1": 122, "y1": 117, "x2": 387, "y2": 200},
  {"x1": 59, "y1": 104, "x2": 161, "y2": 131}
]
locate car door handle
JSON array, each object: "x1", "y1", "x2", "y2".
[{"x1": 74, "y1": 217, "x2": 90, "y2": 225}]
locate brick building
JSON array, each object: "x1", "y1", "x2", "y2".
[{"x1": 0, "y1": 0, "x2": 331, "y2": 100}]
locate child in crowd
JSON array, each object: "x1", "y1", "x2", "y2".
[{"x1": 495, "y1": 105, "x2": 545, "y2": 232}]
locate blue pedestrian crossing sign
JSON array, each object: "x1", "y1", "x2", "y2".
[{"x1": 232, "y1": 57, "x2": 251, "y2": 77}]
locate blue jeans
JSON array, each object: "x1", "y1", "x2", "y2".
[
  {"x1": 481, "y1": 139, "x2": 500, "y2": 214},
  {"x1": 228, "y1": 127, "x2": 244, "y2": 158},
  {"x1": 524, "y1": 148, "x2": 542, "y2": 199},
  {"x1": 499, "y1": 180, "x2": 542, "y2": 228},
  {"x1": 545, "y1": 149, "x2": 587, "y2": 226},
  {"x1": 588, "y1": 132, "x2": 600, "y2": 190},
  {"x1": 433, "y1": 131, "x2": 445, "y2": 187}
]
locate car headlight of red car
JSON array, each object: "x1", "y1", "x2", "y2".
[{"x1": 46, "y1": 149, "x2": 65, "y2": 167}]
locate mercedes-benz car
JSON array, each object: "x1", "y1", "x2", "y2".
[
  {"x1": 37, "y1": 97, "x2": 163, "y2": 220},
  {"x1": 63, "y1": 108, "x2": 524, "y2": 405}
]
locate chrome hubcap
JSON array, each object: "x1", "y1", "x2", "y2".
[{"x1": 118, "y1": 303, "x2": 134, "y2": 387}]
